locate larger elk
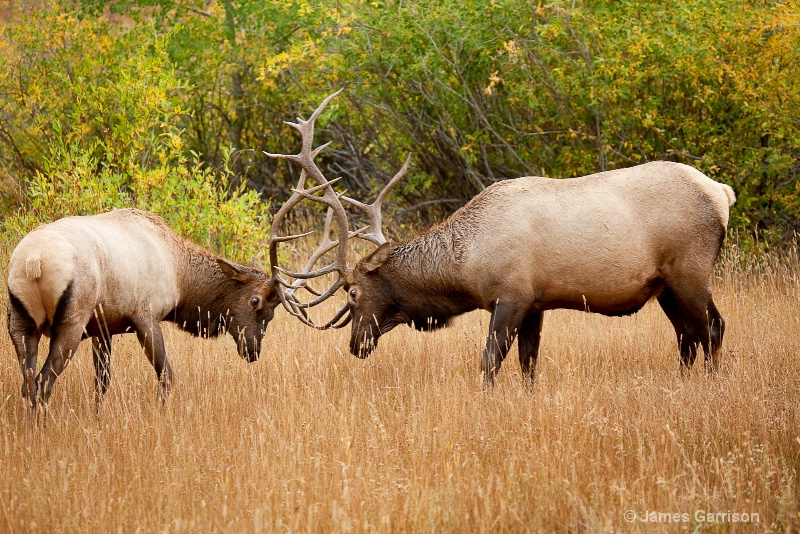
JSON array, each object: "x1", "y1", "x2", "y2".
[
  {"x1": 6, "y1": 208, "x2": 280, "y2": 408},
  {"x1": 266, "y1": 92, "x2": 736, "y2": 386}
]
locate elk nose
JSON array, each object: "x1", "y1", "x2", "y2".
[
  {"x1": 247, "y1": 337, "x2": 262, "y2": 362},
  {"x1": 350, "y1": 329, "x2": 376, "y2": 359},
  {"x1": 238, "y1": 335, "x2": 261, "y2": 363}
]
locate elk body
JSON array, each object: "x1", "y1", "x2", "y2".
[
  {"x1": 265, "y1": 93, "x2": 736, "y2": 386},
  {"x1": 345, "y1": 162, "x2": 736, "y2": 384},
  {"x1": 6, "y1": 208, "x2": 280, "y2": 407}
]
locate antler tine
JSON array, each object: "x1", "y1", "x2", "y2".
[
  {"x1": 376, "y1": 153, "x2": 412, "y2": 205},
  {"x1": 340, "y1": 153, "x2": 411, "y2": 245},
  {"x1": 271, "y1": 230, "x2": 314, "y2": 243},
  {"x1": 306, "y1": 89, "x2": 343, "y2": 125},
  {"x1": 291, "y1": 176, "x2": 344, "y2": 198},
  {"x1": 275, "y1": 276, "x2": 341, "y2": 330},
  {"x1": 294, "y1": 279, "x2": 345, "y2": 308},
  {"x1": 264, "y1": 90, "x2": 353, "y2": 326},
  {"x1": 320, "y1": 303, "x2": 352, "y2": 329},
  {"x1": 274, "y1": 262, "x2": 340, "y2": 280},
  {"x1": 281, "y1": 207, "x2": 335, "y2": 297},
  {"x1": 277, "y1": 286, "x2": 322, "y2": 328}
]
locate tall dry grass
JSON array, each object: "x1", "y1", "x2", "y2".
[{"x1": 0, "y1": 242, "x2": 798, "y2": 532}]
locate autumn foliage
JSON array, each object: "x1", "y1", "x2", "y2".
[{"x1": 1, "y1": 1, "x2": 799, "y2": 249}]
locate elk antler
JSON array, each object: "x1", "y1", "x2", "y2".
[
  {"x1": 264, "y1": 90, "x2": 409, "y2": 329},
  {"x1": 340, "y1": 154, "x2": 412, "y2": 246}
]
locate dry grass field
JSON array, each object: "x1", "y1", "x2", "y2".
[{"x1": 1, "y1": 241, "x2": 799, "y2": 533}]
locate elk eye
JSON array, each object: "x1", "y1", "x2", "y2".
[
  {"x1": 349, "y1": 288, "x2": 357, "y2": 300},
  {"x1": 250, "y1": 296, "x2": 261, "y2": 308}
]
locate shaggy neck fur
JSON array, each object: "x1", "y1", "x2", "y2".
[
  {"x1": 381, "y1": 216, "x2": 482, "y2": 329},
  {"x1": 170, "y1": 245, "x2": 257, "y2": 338}
]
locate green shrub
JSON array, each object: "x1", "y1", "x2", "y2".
[
  {"x1": 2, "y1": 1, "x2": 799, "y2": 251},
  {"x1": 0, "y1": 10, "x2": 270, "y2": 262}
]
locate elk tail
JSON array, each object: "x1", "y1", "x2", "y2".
[
  {"x1": 721, "y1": 184, "x2": 736, "y2": 207},
  {"x1": 25, "y1": 253, "x2": 42, "y2": 281}
]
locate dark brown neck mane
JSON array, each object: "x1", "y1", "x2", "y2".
[
  {"x1": 170, "y1": 245, "x2": 259, "y2": 338},
  {"x1": 381, "y1": 220, "x2": 481, "y2": 330}
]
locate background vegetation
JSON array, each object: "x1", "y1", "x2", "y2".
[{"x1": 1, "y1": 0, "x2": 799, "y2": 252}]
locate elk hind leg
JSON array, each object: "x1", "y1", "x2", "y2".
[
  {"x1": 657, "y1": 287, "x2": 697, "y2": 375},
  {"x1": 658, "y1": 284, "x2": 723, "y2": 376},
  {"x1": 703, "y1": 299, "x2": 725, "y2": 373},
  {"x1": 518, "y1": 312, "x2": 544, "y2": 388},
  {"x1": 8, "y1": 291, "x2": 41, "y2": 408},
  {"x1": 37, "y1": 322, "x2": 86, "y2": 405}
]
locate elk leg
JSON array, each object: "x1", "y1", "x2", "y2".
[
  {"x1": 8, "y1": 292, "x2": 41, "y2": 408},
  {"x1": 482, "y1": 301, "x2": 525, "y2": 387},
  {"x1": 658, "y1": 285, "x2": 723, "y2": 375},
  {"x1": 91, "y1": 333, "x2": 113, "y2": 402},
  {"x1": 518, "y1": 312, "x2": 544, "y2": 387},
  {"x1": 657, "y1": 287, "x2": 695, "y2": 374},
  {"x1": 704, "y1": 299, "x2": 725, "y2": 373},
  {"x1": 133, "y1": 318, "x2": 172, "y2": 403},
  {"x1": 37, "y1": 322, "x2": 85, "y2": 405}
]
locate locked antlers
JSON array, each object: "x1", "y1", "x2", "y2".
[{"x1": 264, "y1": 90, "x2": 409, "y2": 329}]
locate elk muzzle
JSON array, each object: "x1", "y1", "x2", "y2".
[
  {"x1": 350, "y1": 323, "x2": 379, "y2": 359},
  {"x1": 236, "y1": 326, "x2": 264, "y2": 363}
]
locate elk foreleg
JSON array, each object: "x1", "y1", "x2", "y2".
[
  {"x1": 133, "y1": 318, "x2": 173, "y2": 404},
  {"x1": 481, "y1": 301, "x2": 525, "y2": 387},
  {"x1": 518, "y1": 312, "x2": 544, "y2": 388}
]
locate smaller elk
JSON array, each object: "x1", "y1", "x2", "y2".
[
  {"x1": 266, "y1": 92, "x2": 736, "y2": 386},
  {"x1": 6, "y1": 208, "x2": 280, "y2": 408}
]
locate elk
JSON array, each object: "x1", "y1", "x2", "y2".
[
  {"x1": 266, "y1": 92, "x2": 737, "y2": 386},
  {"x1": 6, "y1": 208, "x2": 280, "y2": 408}
]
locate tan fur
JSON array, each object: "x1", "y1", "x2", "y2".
[
  {"x1": 393, "y1": 161, "x2": 734, "y2": 313},
  {"x1": 722, "y1": 184, "x2": 736, "y2": 207},
  {"x1": 9, "y1": 210, "x2": 181, "y2": 330}
]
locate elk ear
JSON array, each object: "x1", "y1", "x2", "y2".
[
  {"x1": 362, "y1": 243, "x2": 391, "y2": 273},
  {"x1": 217, "y1": 258, "x2": 253, "y2": 283}
]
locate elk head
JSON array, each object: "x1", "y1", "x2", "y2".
[
  {"x1": 342, "y1": 242, "x2": 401, "y2": 358},
  {"x1": 216, "y1": 259, "x2": 281, "y2": 362},
  {"x1": 264, "y1": 90, "x2": 410, "y2": 355}
]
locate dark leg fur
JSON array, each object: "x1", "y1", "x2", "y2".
[
  {"x1": 37, "y1": 322, "x2": 85, "y2": 404},
  {"x1": 658, "y1": 286, "x2": 725, "y2": 375},
  {"x1": 518, "y1": 312, "x2": 544, "y2": 387},
  {"x1": 8, "y1": 290, "x2": 41, "y2": 408},
  {"x1": 703, "y1": 300, "x2": 725, "y2": 372},
  {"x1": 34, "y1": 281, "x2": 96, "y2": 406},
  {"x1": 482, "y1": 301, "x2": 526, "y2": 387},
  {"x1": 132, "y1": 317, "x2": 173, "y2": 403}
]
